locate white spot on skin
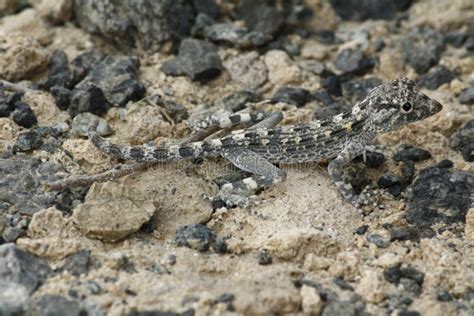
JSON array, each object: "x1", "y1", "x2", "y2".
[
  {"x1": 352, "y1": 104, "x2": 360, "y2": 115},
  {"x1": 210, "y1": 139, "x2": 222, "y2": 148},
  {"x1": 243, "y1": 178, "x2": 258, "y2": 190},
  {"x1": 222, "y1": 183, "x2": 233, "y2": 190},
  {"x1": 333, "y1": 114, "x2": 343, "y2": 122},
  {"x1": 257, "y1": 129, "x2": 268, "y2": 137},
  {"x1": 239, "y1": 113, "x2": 251, "y2": 122},
  {"x1": 219, "y1": 117, "x2": 232, "y2": 128},
  {"x1": 232, "y1": 133, "x2": 246, "y2": 141},
  {"x1": 169, "y1": 145, "x2": 180, "y2": 156}
]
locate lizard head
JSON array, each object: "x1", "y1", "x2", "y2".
[{"x1": 364, "y1": 77, "x2": 443, "y2": 132}]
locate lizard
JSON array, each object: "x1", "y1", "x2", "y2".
[{"x1": 88, "y1": 78, "x2": 443, "y2": 208}]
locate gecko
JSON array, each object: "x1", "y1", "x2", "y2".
[{"x1": 88, "y1": 78, "x2": 443, "y2": 208}]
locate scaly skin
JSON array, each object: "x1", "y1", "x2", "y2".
[{"x1": 89, "y1": 78, "x2": 443, "y2": 208}]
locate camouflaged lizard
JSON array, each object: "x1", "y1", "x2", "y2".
[{"x1": 88, "y1": 78, "x2": 442, "y2": 208}]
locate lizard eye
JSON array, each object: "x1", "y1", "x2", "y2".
[{"x1": 401, "y1": 102, "x2": 413, "y2": 113}]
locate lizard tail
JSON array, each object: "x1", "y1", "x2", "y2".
[{"x1": 88, "y1": 128, "x2": 221, "y2": 162}]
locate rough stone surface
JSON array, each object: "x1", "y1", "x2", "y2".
[
  {"x1": 175, "y1": 224, "x2": 216, "y2": 252},
  {"x1": 333, "y1": 48, "x2": 375, "y2": 75},
  {"x1": 74, "y1": 0, "x2": 196, "y2": 52},
  {"x1": 0, "y1": 243, "x2": 52, "y2": 293},
  {"x1": 405, "y1": 167, "x2": 473, "y2": 227},
  {"x1": 272, "y1": 86, "x2": 312, "y2": 107},
  {"x1": 458, "y1": 86, "x2": 474, "y2": 105},
  {"x1": 223, "y1": 51, "x2": 267, "y2": 89},
  {"x1": 162, "y1": 38, "x2": 222, "y2": 82},
  {"x1": 450, "y1": 119, "x2": 474, "y2": 162},
  {"x1": 34, "y1": 295, "x2": 82, "y2": 316},
  {"x1": 0, "y1": 33, "x2": 50, "y2": 81},
  {"x1": 401, "y1": 27, "x2": 445, "y2": 74},
  {"x1": 11, "y1": 102, "x2": 38, "y2": 128},
  {"x1": 330, "y1": 0, "x2": 413, "y2": 20},
  {"x1": 416, "y1": 65, "x2": 455, "y2": 90},
  {"x1": 74, "y1": 55, "x2": 146, "y2": 107},
  {"x1": 0, "y1": 281, "x2": 31, "y2": 316},
  {"x1": 264, "y1": 50, "x2": 302, "y2": 86},
  {"x1": 72, "y1": 181, "x2": 156, "y2": 242},
  {"x1": 68, "y1": 85, "x2": 109, "y2": 118}
]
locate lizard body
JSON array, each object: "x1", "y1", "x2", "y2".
[{"x1": 89, "y1": 78, "x2": 442, "y2": 208}]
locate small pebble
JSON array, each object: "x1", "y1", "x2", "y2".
[
  {"x1": 393, "y1": 144, "x2": 432, "y2": 162},
  {"x1": 321, "y1": 75, "x2": 342, "y2": 97},
  {"x1": 364, "y1": 151, "x2": 385, "y2": 168},
  {"x1": 450, "y1": 119, "x2": 474, "y2": 162},
  {"x1": 12, "y1": 102, "x2": 38, "y2": 128},
  {"x1": 257, "y1": 249, "x2": 272, "y2": 265},
  {"x1": 378, "y1": 174, "x2": 402, "y2": 196},
  {"x1": 355, "y1": 224, "x2": 369, "y2": 235},
  {"x1": 175, "y1": 224, "x2": 216, "y2": 252},
  {"x1": 162, "y1": 38, "x2": 222, "y2": 82},
  {"x1": 50, "y1": 85, "x2": 71, "y2": 111},
  {"x1": 367, "y1": 234, "x2": 390, "y2": 248},
  {"x1": 384, "y1": 266, "x2": 402, "y2": 283},
  {"x1": 12, "y1": 130, "x2": 44, "y2": 153},
  {"x1": 416, "y1": 65, "x2": 455, "y2": 90},
  {"x1": 333, "y1": 48, "x2": 374, "y2": 75},
  {"x1": 436, "y1": 290, "x2": 453, "y2": 302},
  {"x1": 437, "y1": 159, "x2": 453, "y2": 169},
  {"x1": 458, "y1": 86, "x2": 474, "y2": 105},
  {"x1": 271, "y1": 87, "x2": 312, "y2": 107}
]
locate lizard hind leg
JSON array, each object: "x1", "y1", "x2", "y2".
[{"x1": 213, "y1": 148, "x2": 287, "y2": 208}]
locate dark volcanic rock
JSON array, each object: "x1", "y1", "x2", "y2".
[
  {"x1": 175, "y1": 224, "x2": 216, "y2": 252},
  {"x1": 75, "y1": 0, "x2": 196, "y2": 52},
  {"x1": 12, "y1": 102, "x2": 37, "y2": 128},
  {"x1": 235, "y1": 0, "x2": 285, "y2": 39},
  {"x1": 0, "y1": 83, "x2": 14, "y2": 117},
  {"x1": 51, "y1": 85, "x2": 71, "y2": 111},
  {"x1": 0, "y1": 156, "x2": 62, "y2": 216},
  {"x1": 75, "y1": 55, "x2": 146, "y2": 107},
  {"x1": 450, "y1": 119, "x2": 474, "y2": 162},
  {"x1": 68, "y1": 85, "x2": 109, "y2": 118},
  {"x1": 378, "y1": 174, "x2": 403, "y2": 197},
  {"x1": 272, "y1": 87, "x2": 312, "y2": 107},
  {"x1": 401, "y1": 27, "x2": 445, "y2": 74},
  {"x1": 367, "y1": 234, "x2": 390, "y2": 248},
  {"x1": 35, "y1": 295, "x2": 83, "y2": 316},
  {"x1": 321, "y1": 75, "x2": 342, "y2": 97},
  {"x1": 393, "y1": 144, "x2": 432, "y2": 162},
  {"x1": 341, "y1": 77, "x2": 382, "y2": 103},
  {"x1": 192, "y1": 14, "x2": 271, "y2": 48},
  {"x1": 13, "y1": 130, "x2": 44, "y2": 153},
  {"x1": 458, "y1": 86, "x2": 474, "y2": 105},
  {"x1": 193, "y1": 0, "x2": 219, "y2": 19},
  {"x1": 333, "y1": 49, "x2": 375, "y2": 75},
  {"x1": 363, "y1": 151, "x2": 385, "y2": 168},
  {"x1": 162, "y1": 38, "x2": 222, "y2": 82},
  {"x1": 405, "y1": 167, "x2": 473, "y2": 227},
  {"x1": 60, "y1": 250, "x2": 91, "y2": 276},
  {"x1": 70, "y1": 50, "x2": 107, "y2": 84},
  {"x1": 39, "y1": 50, "x2": 73, "y2": 90},
  {"x1": 0, "y1": 243, "x2": 52, "y2": 293},
  {"x1": 257, "y1": 249, "x2": 272, "y2": 265},
  {"x1": 330, "y1": 0, "x2": 413, "y2": 21},
  {"x1": 416, "y1": 65, "x2": 455, "y2": 90}
]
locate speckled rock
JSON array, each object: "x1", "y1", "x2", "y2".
[
  {"x1": 223, "y1": 51, "x2": 268, "y2": 89},
  {"x1": 34, "y1": 295, "x2": 83, "y2": 316},
  {"x1": 162, "y1": 38, "x2": 222, "y2": 82},
  {"x1": 450, "y1": 119, "x2": 474, "y2": 162},
  {"x1": 70, "y1": 112, "x2": 113, "y2": 137},
  {"x1": 175, "y1": 224, "x2": 215, "y2": 252},
  {"x1": 0, "y1": 33, "x2": 50, "y2": 81},
  {"x1": 74, "y1": 0, "x2": 196, "y2": 52},
  {"x1": 333, "y1": 48, "x2": 375, "y2": 75},
  {"x1": 0, "y1": 243, "x2": 52, "y2": 293},
  {"x1": 416, "y1": 65, "x2": 455, "y2": 90},
  {"x1": 330, "y1": 0, "x2": 413, "y2": 20},
  {"x1": 405, "y1": 167, "x2": 473, "y2": 227},
  {"x1": 72, "y1": 181, "x2": 156, "y2": 242},
  {"x1": 401, "y1": 26, "x2": 445, "y2": 74},
  {"x1": 264, "y1": 50, "x2": 302, "y2": 86},
  {"x1": 0, "y1": 281, "x2": 31, "y2": 316},
  {"x1": 35, "y1": 0, "x2": 74, "y2": 25},
  {"x1": 74, "y1": 55, "x2": 146, "y2": 107}
]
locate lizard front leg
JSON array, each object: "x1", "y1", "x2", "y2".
[
  {"x1": 213, "y1": 148, "x2": 287, "y2": 208},
  {"x1": 328, "y1": 133, "x2": 379, "y2": 208}
]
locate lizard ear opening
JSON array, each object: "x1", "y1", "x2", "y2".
[{"x1": 401, "y1": 102, "x2": 413, "y2": 113}]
